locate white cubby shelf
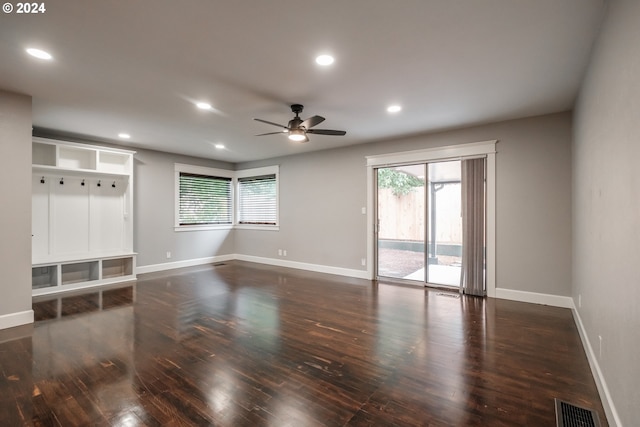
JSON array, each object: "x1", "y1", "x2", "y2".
[
  {"x1": 32, "y1": 138, "x2": 137, "y2": 295},
  {"x1": 33, "y1": 137, "x2": 132, "y2": 175},
  {"x1": 32, "y1": 253, "x2": 137, "y2": 296}
]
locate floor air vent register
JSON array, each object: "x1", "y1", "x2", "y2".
[
  {"x1": 555, "y1": 398, "x2": 601, "y2": 427},
  {"x1": 436, "y1": 292, "x2": 460, "y2": 299}
]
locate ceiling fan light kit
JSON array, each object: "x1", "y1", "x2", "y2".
[
  {"x1": 254, "y1": 104, "x2": 346, "y2": 143},
  {"x1": 288, "y1": 129, "x2": 307, "y2": 142}
]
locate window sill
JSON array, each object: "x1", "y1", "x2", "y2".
[
  {"x1": 174, "y1": 224, "x2": 233, "y2": 232},
  {"x1": 234, "y1": 224, "x2": 280, "y2": 231},
  {"x1": 174, "y1": 224, "x2": 279, "y2": 232}
]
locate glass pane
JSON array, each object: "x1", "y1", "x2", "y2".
[
  {"x1": 376, "y1": 165, "x2": 426, "y2": 281},
  {"x1": 426, "y1": 161, "x2": 462, "y2": 286},
  {"x1": 179, "y1": 173, "x2": 232, "y2": 225},
  {"x1": 238, "y1": 174, "x2": 277, "y2": 224}
]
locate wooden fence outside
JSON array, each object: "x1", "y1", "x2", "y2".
[{"x1": 377, "y1": 187, "x2": 462, "y2": 244}]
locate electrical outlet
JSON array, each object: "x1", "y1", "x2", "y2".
[
  {"x1": 278, "y1": 249, "x2": 282, "y2": 256},
  {"x1": 166, "y1": 251, "x2": 171, "y2": 259},
  {"x1": 283, "y1": 250, "x2": 287, "y2": 257},
  {"x1": 361, "y1": 258, "x2": 366, "y2": 266},
  {"x1": 361, "y1": 207, "x2": 366, "y2": 214}
]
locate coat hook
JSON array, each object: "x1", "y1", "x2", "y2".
[
  {"x1": 59, "y1": 177, "x2": 64, "y2": 185},
  {"x1": 97, "y1": 180, "x2": 101, "y2": 187},
  {"x1": 112, "y1": 181, "x2": 116, "y2": 188},
  {"x1": 81, "y1": 179, "x2": 85, "y2": 186},
  {"x1": 40, "y1": 176, "x2": 45, "y2": 184}
]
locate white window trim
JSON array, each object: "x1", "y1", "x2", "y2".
[
  {"x1": 365, "y1": 140, "x2": 497, "y2": 297},
  {"x1": 174, "y1": 164, "x2": 234, "y2": 232},
  {"x1": 174, "y1": 163, "x2": 279, "y2": 232},
  {"x1": 235, "y1": 165, "x2": 279, "y2": 230}
]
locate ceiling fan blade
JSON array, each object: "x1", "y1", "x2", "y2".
[
  {"x1": 301, "y1": 115, "x2": 325, "y2": 129},
  {"x1": 254, "y1": 118, "x2": 288, "y2": 129},
  {"x1": 306, "y1": 129, "x2": 347, "y2": 136},
  {"x1": 256, "y1": 131, "x2": 287, "y2": 136}
]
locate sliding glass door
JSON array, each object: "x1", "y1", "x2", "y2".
[
  {"x1": 376, "y1": 164, "x2": 426, "y2": 280},
  {"x1": 426, "y1": 161, "x2": 462, "y2": 286},
  {"x1": 375, "y1": 160, "x2": 464, "y2": 287}
]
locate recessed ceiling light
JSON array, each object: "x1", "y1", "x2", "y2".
[
  {"x1": 196, "y1": 102, "x2": 212, "y2": 110},
  {"x1": 26, "y1": 48, "x2": 52, "y2": 60},
  {"x1": 118, "y1": 133, "x2": 131, "y2": 139},
  {"x1": 214, "y1": 143, "x2": 225, "y2": 149},
  {"x1": 315, "y1": 54, "x2": 334, "y2": 66},
  {"x1": 387, "y1": 105, "x2": 402, "y2": 113}
]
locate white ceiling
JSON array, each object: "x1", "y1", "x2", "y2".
[{"x1": 0, "y1": 0, "x2": 605, "y2": 163}]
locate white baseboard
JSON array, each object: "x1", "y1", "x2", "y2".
[
  {"x1": 136, "y1": 254, "x2": 235, "y2": 275},
  {"x1": 234, "y1": 254, "x2": 370, "y2": 280},
  {"x1": 572, "y1": 308, "x2": 621, "y2": 427},
  {"x1": 0, "y1": 309, "x2": 34, "y2": 330},
  {"x1": 137, "y1": 253, "x2": 368, "y2": 279},
  {"x1": 495, "y1": 288, "x2": 574, "y2": 308}
]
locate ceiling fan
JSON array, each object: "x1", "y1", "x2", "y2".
[{"x1": 254, "y1": 104, "x2": 346, "y2": 143}]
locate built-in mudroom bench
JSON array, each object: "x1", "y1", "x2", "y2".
[{"x1": 32, "y1": 137, "x2": 136, "y2": 296}]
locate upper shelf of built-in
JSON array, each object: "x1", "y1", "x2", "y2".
[{"x1": 32, "y1": 137, "x2": 136, "y2": 177}]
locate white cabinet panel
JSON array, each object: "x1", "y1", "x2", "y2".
[
  {"x1": 51, "y1": 176, "x2": 90, "y2": 255},
  {"x1": 90, "y1": 179, "x2": 125, "y2": 253},
  {"x1": 32, "y1": 175, "x2": 50, "y2": 259}
]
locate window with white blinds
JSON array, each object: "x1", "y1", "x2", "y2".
[
  {"x1": 178, "y1": 172, "x2": 232, "y2": 225},
  {"x1": 238, "y1": 174, "x2": 277, "y2": 225}
]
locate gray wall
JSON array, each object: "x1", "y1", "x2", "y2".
[
  {"x1": 573, "y1": 0, "x2": 639, "y2": 424},
  {"x1": 0, "y1": 90, "x2": 33, "y2": 321},
  {"x1": 238, "y1": 112, "x2": 573, "y2": 296},
  {"x1": 133, "y1": 148, "x2": 235, "y2": 267},
  {"x1": 236, "y1": 146, "x2": 369, "y2": 270}
]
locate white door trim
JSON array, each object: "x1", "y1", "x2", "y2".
[{"x1": 366, "y1": 140, "x2": 497, "y2": 297}]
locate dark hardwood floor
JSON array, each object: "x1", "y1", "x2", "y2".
[{"x1": 1, "y1": 261, "x2": 606, "y2": 426}]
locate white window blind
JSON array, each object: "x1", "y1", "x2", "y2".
[
  {"x1": 179, "y1": 173, "x2": 232, "y2": 225},
  {"x1": 238, "y1": 174, "x2": 277, "y2": 225}
]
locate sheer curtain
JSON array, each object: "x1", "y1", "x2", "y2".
[{"x1": 460, "y1": 158, "x2": 486, "y2": 296}]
